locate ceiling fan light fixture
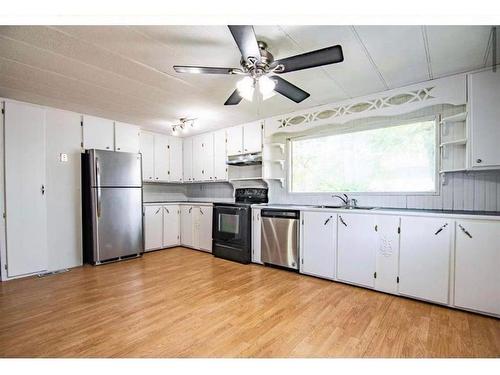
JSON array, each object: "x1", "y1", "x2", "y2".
[
  {"x1": 259, "y1": 75, "x2": 276, "y2": 100},
  {"x1": 236, "y1": 76, "x2": 255, "y2": 101}
]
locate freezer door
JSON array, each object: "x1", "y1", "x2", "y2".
[
  {"x1": 92, "y1": 187, "x2": 143, "y2": 262},
  {"x1": 90, "y1": 149, "x2": 142, "y2": 187}
]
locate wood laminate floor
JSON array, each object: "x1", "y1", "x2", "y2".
[{"x1": 0, "y1": 247, "x2": 499, "y2": 358}]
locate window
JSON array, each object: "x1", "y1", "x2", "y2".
[{"x1": 290, "y1": 119, "x2": 437, "y2": 193}]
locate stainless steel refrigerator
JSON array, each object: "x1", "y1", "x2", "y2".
[{"x1": 82, "y1": 149, "x2": 143, "y2": 264}]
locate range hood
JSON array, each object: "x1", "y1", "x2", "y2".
[{"x1": 226, "y1": 152, "x2": 262, "y2": 166}]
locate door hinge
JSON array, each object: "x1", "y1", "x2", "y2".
[
  {"x1": 4, "y1": 264, "x2": 7, "y2": 271},
  {"x1": 301, "y1": 218, "x2": 304, "y2": 225},
  {"x1": 397, "y1": 227, "x2": 401, "y2": 234},
  {"x1": 374, "y1": 272, "x2": 377, "y2": 279},
  {"x1": 80, "y1": 121, "x2": 83, "y2": 126},
  {"x1": 301, "y1": 258, "x2": 304, "y2": 265},
  {"x1": 81, "y1": 142, "x2": 84, "y2": 148},
  {"x1": 374, "y1": 224, "x2": 378, "y2": 232},
  {"x1": 397, "y1": 276, "x2": 400, "y2": 283},
  {"x1": 168, "y1": 171, "x2": 170, "y2": 175},
  {"x1": 1, "y1": 108, "x2": 4, "y2": 115},
  {"x1": 168, "y1": 145, "x2": 170, "y2": 149},
  {"x1": 2, "y1": 212, "x2": 5, "y2": 219}
]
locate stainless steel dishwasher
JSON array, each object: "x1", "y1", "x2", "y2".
[{"x1": 260, "y1": 209, "x2": 300, "y2": 270}]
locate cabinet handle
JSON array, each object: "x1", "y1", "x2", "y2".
[
  {"x1": 106, "y1": 146, "x2": 110, "y2": 150},
  {"x1": 339, "y1": 215, "x2": 347, "y2": 227},
  {"x1": 164, "y1": 207, "x2": 170, "y2": 214},
  {"x1": 434, "y1": 223, "x2": 448, "y2": 235},
  {"x1": 476, "y1": 159, "x2": 482, "y2": 164},
  {"x1": 189, "y1": 207, "x2": 192, "y2": 213},
  {"x1": 41, "y1": 184, "x2": 45, "y2": 195},
  {"x1": 155, "y1": 207, "x2": 161, "y2": 215},
  {"x1": 117, "y1": 147, "x2": 121, "y2": 150},
  {"x1": 199, "y1": 207, "x2": 203, "y2": 215},
  {"x1": 458, "y1": 224, "x2": 472, "y2": 238},
  {"x1": 324, "y1": 216, "x2": 333, "y2": 225}
]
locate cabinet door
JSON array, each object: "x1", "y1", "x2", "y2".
[
  {"x1": 197, "y1": 206, "x2": 213, "y2": 252},
  {"x1": 180, "y1": 206, "x2": 194, "y2": 247},
  {"x1": 301, "y1": 211, "x2": 336, "y2": 280},
  {"x1": 192, "y1": 136, "x2": 204, "y2": 181},
  {"x1": 139, "y1": 131, "x2": 155, "y2": 182},
  {"x1": 154, "y1": 134, "x2": 170, "y2": 182},
  {"x1": 455, "y1": 220, "x2": 500, "y2": 316},
  {"x1": 168, "y1": 137, "x2": 183, "y2": 182},
  {"x1": 4, "y1": 101, "x2": 48, "y2": 277},
  {"x1": 213, "y1": 129, "x2": 227, "y2": 181},
  {"x1": 226, "y1": 125, "x2": 243, "y2": 156},
  {"x1": 399, "y1": 216, "x2": 451, "y2": 304},
  {"x1": 114, "y1": 122, "x2": 140, "y2": 153},
  {"x1": 469, "y1": 69, "x2": 500, "y2": 168},
  {"x1": 82, "y1": 115, "x2": 114, "y2": 151},
  {"x1": 252, "y1": 209, "x2": 262, "y2": 264},
  {"x1": 162, "y1": 205, "x2": 180, "y2": 247},
  {"x1": 203, "y1": 133, "x2": 215, "y2": 181},
  {"x1": 183, "y1": 137, "x2": 193, "y2": 182},
  {"x1": 144, "y1": 205, "x2": 163, "y2": 251},
  {"x1": 337, "y1": 213, "x2": 376, "y2": 287},
  {"x1": 374, "y1": 215, "x2": 400, "y2": 294},
  {"x1": 243, "y1": 121, "x2": 262, "y2": 154}
]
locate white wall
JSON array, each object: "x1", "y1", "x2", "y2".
[{"x1": 45, "y1": 108, "x2": 83, "y2": 271}]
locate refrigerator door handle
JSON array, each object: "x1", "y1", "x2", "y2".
[{"x1": 96, "y1": 157, "x2": 102, "y2": 217}]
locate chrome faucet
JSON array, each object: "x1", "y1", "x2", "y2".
[{"x1": 332, "y1": 193, "x2": 358, "y2": 209}]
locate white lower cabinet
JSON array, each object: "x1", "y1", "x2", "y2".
[
  {"x1": 162, "y1": 205, "x2": 180, "y2": 248},
  {"x1": 301, "y1": 211, "x2": 336, "y2": 280},
  {"x1": 180, "y1": 204, "x2": 213, "y2": 252},
  {"x1": 399, "y1": 216, "x2": 451, "y2": 304},
  {"x1": 252, "y1": 208, "x2": 262, "y2": 264},
  {"x1": 454, "y1": 220, "x2": 500, "y2": 316},
  {"x1": 374, "y1": 215, "x2": 400, "y2": 294},
  {"x1": 144, "y1": 205, "x2": 163, "y2": 251},
  {"x1": 337, "y1": 213, "x2": 377, "y2": 287}
]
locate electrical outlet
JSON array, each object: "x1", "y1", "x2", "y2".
[{"x1": 59, "y1": 153, "x2": 68, "y2": 162}]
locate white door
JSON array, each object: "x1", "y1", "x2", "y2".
[
  {"x1": 144, "y1": 205, "x2": 163, "y2": 251},
  {"x1": 168, "y1": 137, "x2": 183, "y2": 182},
  {"x1": 213, "y1": 129, "x2": 227, "y2": 181},
  {"x1": 162, "y1": 205, "x2": 180, "y2": 247},
  {"x1": 399, "y1": 216, "x2": 451, "y2": 304},
  {"x1": 455, "y1": 220, "x2": 500, "y2": 316},
  {"x1": 469, "y1": 69, "x2": 500, "y2": 168},
  {"x1": 301, "y1": 211, "x2": 336, "y2": 280},
  {"x1": 202, "y1": 133, "x2": 215, "y2": 181},
  {"x1": 337, "y1": 213, "x2": 376, "y2": 287},
  {"x1": 374, "y1": 215, "x2": 400, "y2": 294},
  {"x1": 114, "y1": 122, "x2": 140, "y2": 153},
  {"x1": 139, "y1": 131, "x2": 155, "y2": 182},
  {"x1": 154, "y1": 133, "x2": 170, "y2": 182},
  {"x1": 82, "y1": 115, "x2": 114, "y2": 151},
  {"x1": 197, "y1": 206, "x2": 213, "y2": 252},
  {"x1": 180, "y1": 205, "x2": 194, "y2": 248},
  {"x1": 226, "y1": 125, "x2": 243, "y2": 156},
  {"x1": 4, "y1": 101, "x2": 48, "y2": 277},
  {"x1": 243, "y1": 121, "x2": 262, "y2": 154},
  {"x1": 252, "y1": 209, "x2": 262, "y2": 264},
  {"x1": 183, "y1": 137, "x2": 193, "y2": 182},
  {"x1": 192, "y1": 135, "x2": 204, "y2": 181}
]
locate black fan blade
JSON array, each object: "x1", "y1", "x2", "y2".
[
  {"x1": 173, "y1": 65, "x2": 237, "y2": 74},
  {"x1": 271, "y1": 76, "x2": 310, "y2": 103},
  {"x1": 224, "y1": 89, "x2": 243, "y2": 105},
  {"x1": 275, "y1": 45, "x2": 343, "y2": 73},
  {"x1": 228, "y1": 25, "x2": 261, "y2": 62}
]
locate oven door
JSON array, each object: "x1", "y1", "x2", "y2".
[{"x1": 213, "y1": 205, "x2": 250, "y2": 248}]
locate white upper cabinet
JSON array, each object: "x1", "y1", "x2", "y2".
[
  {"x1": 399, "y1": 216, "x2": 451, "y2": 304},
  {"x1": 374, "y1": 215, "x2": 400, "y2": 295},
  {"x1": 114, "y1": 122, "x2": 140, "y2": 153},
  {"x1": 469, "y1": 69, "x2": 500, "y2": 169},
  {"x1": 139, "y1": 131, "x2": 155, "y2": 182},
  {"x1": 192, "y1": 135, "x2": 204, "y2": 182},
  {"x1": 82, "y1": 115, "x2": 114, "y2": 151},
  {"x1": 183, "y1": 137, "x2": 193, "y2": 182},
  {"x1": 202, "y1": 133, "x2": 214, "y2": 181},
  {"x1": 153, "y1": 134, "x2": 170, "y2": 182},
  {"x1": 226, "y1": 125, "x2": 243, "y2": 156},
  {"x1": 242, "y1": 121, "x2": 262, "y2": 154},
  {"x1": 301, "y1": 211, "x2": 336, "y2": 280},
  {"x1": 213, "y1": 129, "x2": 227, "y2": 181},
  {"x1": 454, "y1": 220, "x2": 500, "y2": 316},
  {"x1": 169, "y1": 137, "x2": 183, "y2": 182},
  {"x1": 337, "y1": 213, "x2": 377, "y2": 287}
]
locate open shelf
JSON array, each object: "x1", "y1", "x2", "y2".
[
  {"x1": 439, "y1": 168, "x2": 467, "y2": 174},
  {"x1": 440, "y1": 112, "x2": 467, "y2": 124},
  {"x1": 440, "y1": 138, "x2": 467, "y2": 147},
  {"x1": 228, "y1": 176, "x2": 263, "y2": 181}
]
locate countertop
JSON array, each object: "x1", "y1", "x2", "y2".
[
  {"x1": 251, "y1": 203, "x2": 500, "y2": 220},
  {"x1": 143, "y1": 198, "x2": 234, "y2": 206}
]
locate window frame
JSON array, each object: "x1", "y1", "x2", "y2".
[{"x1": 287, "y1": 115, "x2": 440, "y2": 196}]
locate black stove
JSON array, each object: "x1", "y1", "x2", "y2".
[{"x1": 212, "y1": 188, "x2": 268, "y2": 264}]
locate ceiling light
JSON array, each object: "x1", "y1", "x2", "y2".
[
  {"x1": 259, "y1": 75, "x2": 276, "y2": 101},
  {"x1": 236, "y1": 76, "x2": 255, "y2": 101}
]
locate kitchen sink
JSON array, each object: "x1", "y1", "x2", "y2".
[{"x1": 313, "y1": 205, "x2": 376, "y2": 210}]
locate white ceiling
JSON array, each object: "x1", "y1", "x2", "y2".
[{"x1": 0, "y1": 25, "x2": 495, "y2": 136}]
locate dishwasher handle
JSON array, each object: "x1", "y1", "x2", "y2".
[{"x1": 261, "y1": 209, "x2": 300, "y2": 219}]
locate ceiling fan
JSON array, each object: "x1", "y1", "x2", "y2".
[{"x1": 173, "y1": 26, "x2": 344, "y2": 106}]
